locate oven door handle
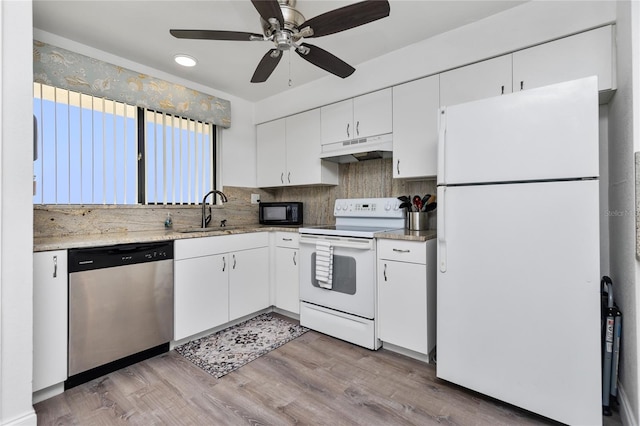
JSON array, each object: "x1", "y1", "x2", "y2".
[{"x1": 299, "y1": 234, "x2": 374, "y2": 250}]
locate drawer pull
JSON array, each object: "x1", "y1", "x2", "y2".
[
  {"x1": 392, "y1": 249, "x2": 411, "y2": 253},
  {"x1": 282, "y1": 238, "x2": 293, "y2": 242}
]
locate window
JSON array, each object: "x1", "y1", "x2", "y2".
[{"x1": 33, "y1": 83, "x2": 216, "y2": 205}]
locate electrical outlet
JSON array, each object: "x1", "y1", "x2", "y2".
[{"x1": 251, "y1": 194, "x2": 260, "y2": 204}]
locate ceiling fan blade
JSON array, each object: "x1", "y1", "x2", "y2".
[
  {"x1": 300, "y1": 0, "x2": 390, "y2": 38},
  {"x1": 251, "y1": 0, "x2": 284, "y2": 27},
  {"x1": 251, "y1": 49, "x2": 283, "y2": 83},
  {"x1": 296, "y1": 43, "x2": 355, "y2": 79},
  {"x1": 170, "y1": 29, "x2": 263, "y2": 41}
]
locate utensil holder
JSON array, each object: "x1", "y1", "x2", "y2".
[{"x1": 406, "y1": 212, "x2": 429, "y2": 231}]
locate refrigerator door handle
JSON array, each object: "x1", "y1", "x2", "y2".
[
  {"x1": 437, "y1": 186, "x2": 447, "y2": 272},
  {"x1": 437, "y1": 108, "x2": 447, "y2": 184}
]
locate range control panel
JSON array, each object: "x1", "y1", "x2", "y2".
[{"x1": 333, "y1": 198, "x2": 404, "y2": 218}]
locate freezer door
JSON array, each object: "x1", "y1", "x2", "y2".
[
  {"x1": 437, "y1": 76, "x2": 599, "y2": 185},
  {"x1": 436, "y1": 180, "x2": 601, "y2": 426}
]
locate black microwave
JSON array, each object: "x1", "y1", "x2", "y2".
[{"x1": 259, "y1": 202, "x2": 303, "y2": 225}]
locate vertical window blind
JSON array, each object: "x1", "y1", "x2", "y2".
[{"x1": 33, "y1": 83, "x2": 215, "y2": 205}]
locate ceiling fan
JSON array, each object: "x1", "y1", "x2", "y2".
[{"x1": 170, "y1": 0, "x2": 391, "y2": 83}]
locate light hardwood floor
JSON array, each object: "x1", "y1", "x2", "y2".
[{"x1": 35, "y1": 316, "x2": 622, "y2": 425}]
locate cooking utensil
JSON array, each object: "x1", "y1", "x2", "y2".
[
  {"x1": 397, "y1": 195, "x2": 410, "y2": 203},
  {"x1": 424, "y1": 202, "x2": 437, "y2": 212},
  {"x1": 412, "y1": 195, "x2": 422, "y2": 212},
  {"x1": 426, "y1": 194, "x2": 437, "y2": 205},
  {"x1": 421, "y1": 194, "x2": 431, "y2": 209},
  {"x1": 399, "y1": 201, "x2": 412, "y2": 211}
]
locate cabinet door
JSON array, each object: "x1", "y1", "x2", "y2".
[
  {"x1": 229, "y1": 247, "x2": 270, "y2": 320},
  {"x1": 392, "y1": 75, "x2": 440, "y2": 178},
  {"x1": 274, "y1": 247, "x2": 299, "y2": 314},
  {"x1": 257, "y1": 119, "x2": 287, "y2": 187},
  {"x1": 321, "y1": 99, "x2": 353, "y2": 144},
  {"x1": 513, "y1": 25, "x2": 614, "y2": 94},
  {"x1": 286, "y1": 109, "x2": 320, "y2": 186},
  {"x1": 377, "y1": 259, "x2": 429, "y2": 354},
  {"x1": 353, "y1": 88, "x2": 392, "y2": 139},
  {"x1": 33, "y1": 250, "x2": 68, "y2": 392},
  {"x1": 440, "y1": 55, "x2": 512, "y2": 107},
  {"x1": 174, "y1": 254, "x2": 229, "y2": 341}
]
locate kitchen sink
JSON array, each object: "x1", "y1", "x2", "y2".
[{"x1": 175, "y1": 226, "x2": 245, "y2": 234}]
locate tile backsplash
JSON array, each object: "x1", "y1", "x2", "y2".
[{"x1": 34, "y1": 158, "x2": 436, "y2": 238}]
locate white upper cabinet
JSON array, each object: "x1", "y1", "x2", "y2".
[
  {"x1": 513, "y1": 25, "x2": 615, "y2": 100},
  {"x1": 285, "y1": 109, "x2": 338, "y2": 186},
  {"x1": 439, "y1": 54, "x2": 513, "y2": 107},
  {"x1": 352, "y1": 88, "x2": 393, "y2": 139},
  {"x1": 256, "y1": 119, "x2": 286, "y2": 187},
  {"x1": 257, "y1": 109, "x2": 338, "y2": 188},
  {"x1": 321, "y1": 88, "x2": 392, "y2": 144},
  {"x1": 392, "y1": 75, "x2": 440, "y2": 178}
]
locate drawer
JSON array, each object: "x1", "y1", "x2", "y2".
[
  {"x1": 377, "y1": 239, "x2": 426, "y2": 264},
  {"x1": 275, "y1": 232, "x2": 299, "y2": 248},
  {"x1": 175, "y1": 232, "x2": 269, "y2": 260}
]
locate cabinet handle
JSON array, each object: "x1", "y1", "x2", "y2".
[
  {"x1": 280, "y1": 173, "x2": 284, "y2": 184},
  {"x1": 356, "y1": 121, "x2": 360, "y2": 136},
  {"x1": 392, "y1": 248, "x2": 411, "y2": 253},
  {"x1": 383, "y1": 263, "x2": 387, "y2": 281},
  {"x1": 53, "y1": 255, "x2": 58, "y2": 278},
  {"x1": 293, "y1": 251, "x2": 297, "y2": 266},
  {"x1": 282, "y1": 238, "x2": 293, "y2": 241},
  {"x1": 222, "y1": 256, "x2": 226, "y2": 272},
  {"x1": 396, "y1": 159, "x2": 400, "y2": 175},
  {"x1": 501, "y1": 85, "x2": 505, "y2": 95},
  {"x1": 520, "y1": 81, "x2": 524, "y2": 90},
  {"x1": 287, "y1": 172, "x2": 291, "y2": 183},
  {"x1": 346, "y1": 123, "x2": 350, "y2": 138},
  {"x1": 233, "y1": 254, "x2": 237, "y2": 269}
]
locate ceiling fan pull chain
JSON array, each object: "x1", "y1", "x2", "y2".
[{"x1": 288, "y1": 50, "x2": 293, "y2": 87}]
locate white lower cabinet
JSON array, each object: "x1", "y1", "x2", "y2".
[
  {"x1": 33, "y1": 250, "x2": 68, "y2": 392},
  {"x1": 274, "y1": 232, "x2": 299, "y2": 314},
  {"x1": 377, "y1": 239, "x2": 436, "y2": 356},
  {"x1": 229, "y1": 247, "x2": 270, "y2": 320},
  {"x1": 174, "y1": 253, "x2": 229, "y2": 341},
  {"x1": 174, "y1": 233, "x2": 269, "y2": 341}
]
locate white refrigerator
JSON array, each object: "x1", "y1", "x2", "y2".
[{"x1": 436, "y1": 76, "x2": 602, "y2": 425}]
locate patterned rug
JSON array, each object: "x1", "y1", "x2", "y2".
[{"x1": 174, "y1": 313, "x2": 308, "y2": 378}]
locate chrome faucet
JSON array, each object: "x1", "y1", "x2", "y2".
[{"x1": 201, "y1": 190, "x2": 228, "y2": 228}]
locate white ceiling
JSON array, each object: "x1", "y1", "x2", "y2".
[{"x1": 33, "y1": 0, "x2": 525, "y2": 102}]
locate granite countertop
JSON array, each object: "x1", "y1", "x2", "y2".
[
  {"x1": 34, "y1": 225, "x2": 437, "y2": 252},
  {"x1": 33, "y1": 225, "x2": 298, "y2": 252},
  {"x1": 374, "y1": 228, "x2": 437, "y2": 242}
]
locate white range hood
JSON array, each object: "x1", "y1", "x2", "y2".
[{"x1": 320, "y1": 133, "x2": 392, "y2": 163}]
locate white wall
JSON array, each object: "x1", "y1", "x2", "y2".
[
  {"x1": 608, "y1": 1, "x2": 640, "y2": 424},
  {"x1": 1, "y1": 1, "x2": 37, "y2": 425},
  {"x1": 255, "y1": 1, "x2": 616, "y2": 123},
  {"x1": 32, "y1": 29, "x2": 257, "y2": 189}
]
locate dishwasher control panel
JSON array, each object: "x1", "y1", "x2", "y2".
[{"x1": 68, "y1": 241, "x2": 174, "y2": 273}]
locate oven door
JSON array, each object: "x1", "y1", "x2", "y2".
[{"x1": 299, "y1": 233, "x2": 375, "y2": 319}]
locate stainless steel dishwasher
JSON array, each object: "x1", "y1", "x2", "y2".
[{"x1": 66, "y1": 241, "x2": 173, "y2": 388}]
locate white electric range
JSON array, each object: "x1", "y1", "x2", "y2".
[{"x1": 298, "y1": 197, "x2": 404, "y2": 349}]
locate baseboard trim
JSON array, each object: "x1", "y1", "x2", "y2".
[
  {"x1": 2, "y1": 411, "x2": 37, "y2": 426},
  {"x1": 619, "y1": 383, "x2": 638, "y2": 426}
]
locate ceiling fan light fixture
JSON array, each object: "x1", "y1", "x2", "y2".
[{"x1": 174, "y1": 54, "x2": 197, "y2": 67}]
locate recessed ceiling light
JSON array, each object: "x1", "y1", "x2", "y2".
[{"x1": 174, "y1": 54, "x2": 197, "y2": 67}]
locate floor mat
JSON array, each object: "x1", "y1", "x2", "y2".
[{"x1": 174, "y1": 313, "x2": 308, "y2": 378}]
